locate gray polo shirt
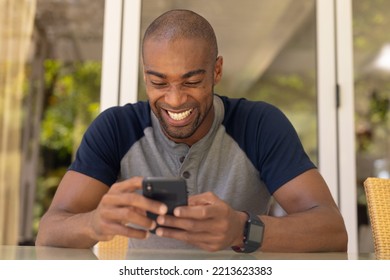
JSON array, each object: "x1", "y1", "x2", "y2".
[{"x1": 70, "y1": 95, "x2": 315, "y2": 249}]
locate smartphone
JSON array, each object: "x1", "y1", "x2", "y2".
[{"x1": 142, "y1": 177, "x2": 188, "y2": 232}]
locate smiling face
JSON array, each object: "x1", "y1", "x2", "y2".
[{"x1": 143, "y1": 37, "x2": 223, "y2": 146}]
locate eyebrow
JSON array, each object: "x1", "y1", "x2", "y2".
[
  {"x1": 145, "y1": 70, "x2": 166, "y2": 79},
  {"x1": 182, "y1": 69, "x2": 206, "y2": 79},
  {"x1": 145, "y1": 69, "x2": 206, "y2": 79}
]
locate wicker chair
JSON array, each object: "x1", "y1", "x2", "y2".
[
  {"x1": 95, "y1": 235, "x2": 129, "y2": 260},
  {"x1": 363, "y1": 177, "x2": 390, "y2": 260}
]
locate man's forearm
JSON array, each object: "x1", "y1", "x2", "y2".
[
  {"x1": 35, "y1": 210, "x2": 97, "y2": 248},
  {"x1": 259, "y1": 206, "x2": 348, "y2": 252}
]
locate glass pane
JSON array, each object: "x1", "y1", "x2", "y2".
[
  {"x1": 353, "y1": 0, "x2": 390, "y2": 252},
  {"x1": 20, "y1": 0, "x2": 105, "y2": 244},
  {"x1": 138, "y1": 0, "x2": 318, "y2": 163}
]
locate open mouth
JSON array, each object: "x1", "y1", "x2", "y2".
[{"x1": 167, "y1": 109, "x2": 193, "y2": 121}]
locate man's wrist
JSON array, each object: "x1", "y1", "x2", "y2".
[
  {"x1": 232, "y1": 211, "x2": 249, "y2": 247},
  {"x1": 232, "y1": 211, "x2": 265, "y2": 253}
]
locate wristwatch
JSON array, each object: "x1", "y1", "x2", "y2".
[{"x1": 232, "y1": 211, "x2": 265, "y2": 253}]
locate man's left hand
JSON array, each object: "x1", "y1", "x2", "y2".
[{"x1": 155, "y1": 192, "x2": 247, "y2": 251}]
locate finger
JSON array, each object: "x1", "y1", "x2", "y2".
[
  {"x1": 110, "y1": 176, "x2": 143, "y2": 193},
  {"x1": 100, "y1": 206, "x2": 156, "y2": 230},
  {"x1": 101, "y1": 191, "x2": 168, "y2": 215},
  {"x1": 155, "y1": 227, "x2": 224, "y2": 251},
  {"x1": 103, "y1": 222, "x2": 151, "y2": 240},
  {"x1": 157, "y1": 212, "x2": 230, "y2": 234},
  {"x1": 122, "y1": 224, "x2": 151, "y2": 239},
  {"x1": 96, "y1": 189, "x2": 167, "y2": 236},
  {"x1": 173, "y1": 203, "x2": 221, "y2": 220},
  {"x1": 92, "y1": 214, "x2": 151, "y2": 241},
  {"x1": 156, "y1": 214, "x2": 208, "y2": 232}
]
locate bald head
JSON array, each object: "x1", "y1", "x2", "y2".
[{"x1": 142, "y1": 9, "x2": 218, "y2": 60}]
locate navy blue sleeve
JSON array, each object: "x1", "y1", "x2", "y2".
[
  {"x1": 221, "y1": 96, "x2": 316, "y2": 194},
  {"x1": 69, "y1": 102, "x2": 150, "y2": 186}
]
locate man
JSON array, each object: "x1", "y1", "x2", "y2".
[{"x1": 36, "y1": 9, "x2": 348, "y2": 252}]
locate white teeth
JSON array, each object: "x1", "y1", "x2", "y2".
[{"x1": 167, "y1": 109, "x2": 192, "y2": 121}]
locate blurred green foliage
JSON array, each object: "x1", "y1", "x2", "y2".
[
  {"x1": 40, "y1": 60, "x2": 101, "y2": 158},
  {"x1": 33, "y1": 60, "x2": 101, "y2": 235}
]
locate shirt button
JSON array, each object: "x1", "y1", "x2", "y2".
[
  {"x1": 182, "y1": 171, "x2": 190, "y2": 179},
  {"x1": 179, "y1": 156, "x2": 185, "y2": 163}
]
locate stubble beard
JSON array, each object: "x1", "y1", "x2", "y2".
[
  {"x1": 157, "y1": 110, "x2": 201, "y2": 140},
  {"x1": 155, "y1": 100, "x2": 213, "y2": 141}
]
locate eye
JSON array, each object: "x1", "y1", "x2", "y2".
[
  {"x1": 150, "y1": 81, "x2": 167, "y2": 88},
  {"x1": 184, "y1": 81, "x2": 201, "y2": 87}
]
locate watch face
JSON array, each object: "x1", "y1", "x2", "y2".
[{"x1": 248, "y1": 223, "x2": 264, "y2": 242}]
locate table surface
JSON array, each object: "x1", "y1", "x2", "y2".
[{"x1": 0, "y1": 245, "x2": 376, "y2": 260}]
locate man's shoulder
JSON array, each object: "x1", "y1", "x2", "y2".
[
  {"x1": 101, "y1": 100, "x2": 150, "y2": 117},
  {"x1": 98, "y1": 100, "x2": 151, "y2": 128},
  {"x1": 217, "y1": 94, "x2": 295, "y2": 145},
  {"x1": 217, "y1": 95, "x2": 282, "y2": 125}
]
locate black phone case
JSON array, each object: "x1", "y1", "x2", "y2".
[{"x1": 142, "y1": 177, "x2": 188, "y2": 233}]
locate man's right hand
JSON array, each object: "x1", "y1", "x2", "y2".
[
  {"x1": 35, "y1": 172, "x2": 168, "y2": 248},
  {"x1": 89, "y1": 176, "x2": 168, "y2": 241}
]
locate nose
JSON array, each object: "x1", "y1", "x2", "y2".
[{"x1": 165, "y1": 85, "x2": 188, "y2": 108}]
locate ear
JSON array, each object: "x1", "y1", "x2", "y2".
[
  {"x1": 140, "y1": 54, "x2": 147, "y2": 83},
  {"x1": 213, "y1": 56, "x2": 223, "y2": 85}
]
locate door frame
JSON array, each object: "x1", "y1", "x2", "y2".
[{"x1": 316, "y1": 0, "x2": 357, "y2": 252}]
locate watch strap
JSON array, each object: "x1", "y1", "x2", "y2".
[{"x1": 232, "y1": 211, "x2": 264, "y2": 253}]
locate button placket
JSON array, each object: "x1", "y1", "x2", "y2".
[
  {"x1": 179, "y1": 154, "x2": 197, "y2": 194},
  {"x1": 182, "y1": 171, "x2": 191, "y2": 179}
]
